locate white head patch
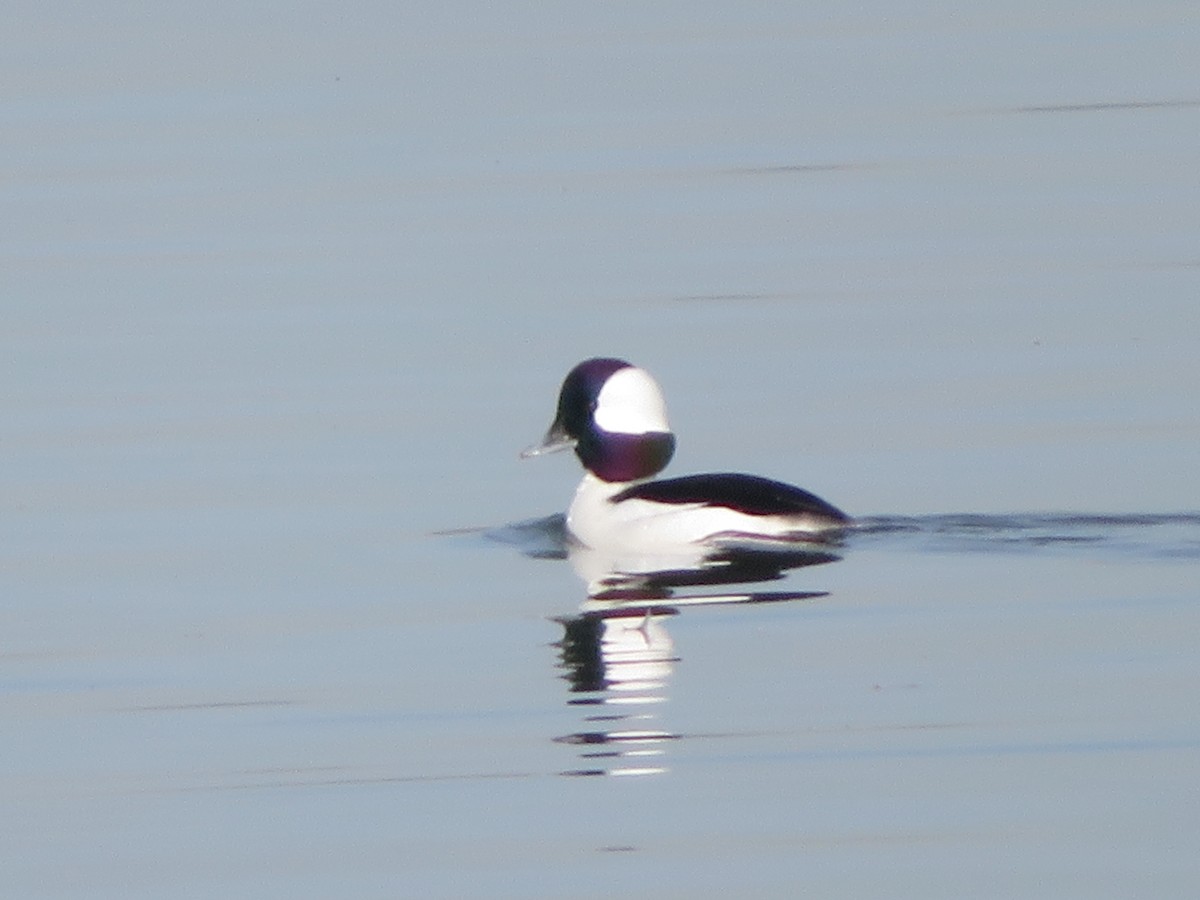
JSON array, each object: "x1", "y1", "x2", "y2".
[{"x1": 592, "y1": 366, "x2": 671, "y2": 435}]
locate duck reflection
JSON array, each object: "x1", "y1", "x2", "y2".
[
  {"x1": 554, "y1": 608, "x2": 679, "y2": 777},
  {"x1": 486, "y1": 515, "x2": 840, "y2": 776},
  {"x1": 552, "y1": 525, "x2": 839, "y2": 777}
]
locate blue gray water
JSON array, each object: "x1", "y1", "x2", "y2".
[{"x1": 4, "y1": 3, "x2": 1199, "y2": 897}]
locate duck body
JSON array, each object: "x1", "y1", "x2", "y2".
[{"x1": 523, "y1": 358, "x2": 849, "y2": 553}]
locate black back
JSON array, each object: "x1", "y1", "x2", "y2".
[{"x1": 612, "y1": 472, "x2": 849, "y2": 523}]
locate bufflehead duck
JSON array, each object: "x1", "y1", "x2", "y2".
[{"x1": 522, "y1": 357, "x2": 850, "y2": 552}]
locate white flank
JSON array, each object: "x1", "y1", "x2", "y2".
[{"x1": 567, "y1": 473, "x2": 792, "y2": 552}]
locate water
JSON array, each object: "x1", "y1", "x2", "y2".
[{"x1": 4, "y1": 3, "x2": 1200, "y2": 897}]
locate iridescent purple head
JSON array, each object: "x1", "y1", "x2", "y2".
[{"x1": 522, "y1": 357, "x2": 676, "y2": 482}]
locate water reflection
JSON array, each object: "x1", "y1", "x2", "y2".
[
  {"x1": 554, "y1": 609, "x2": 678, "y2": 778},
  {"x1": 500, "y1": 517, "x2": 841, "y2": 777}
]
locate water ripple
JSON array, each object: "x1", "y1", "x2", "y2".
[{"x1": 851, "y1": 512, "x2": 1200, "y2": 559}]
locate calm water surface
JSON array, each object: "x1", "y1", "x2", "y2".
[{"x1": 4, "y1": 3, "x2": 1199, "y2": 897}]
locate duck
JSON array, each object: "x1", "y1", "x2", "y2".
[{"x1": 522, "y1": 357, "x2": 849, "y2": 552}]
